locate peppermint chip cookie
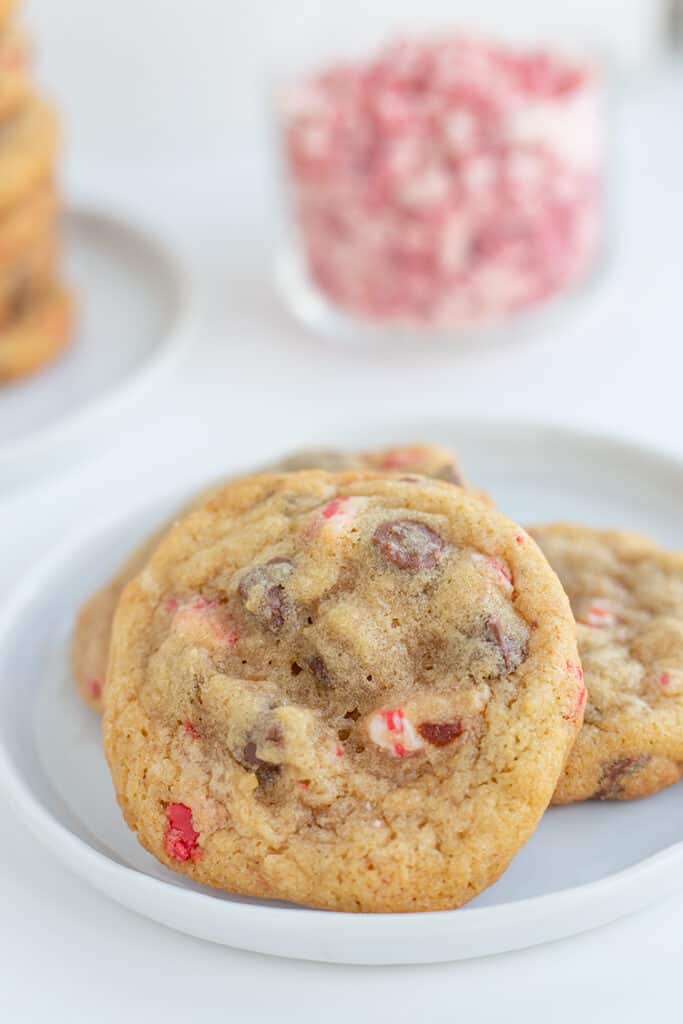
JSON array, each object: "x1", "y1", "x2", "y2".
[
  {"x1": 532, "y1": 524, "x2": 683, "y2": 804},
  {"x1": 0, "y1": 27, "x2": 29, "y2": 121},
  {"x1": 0, "y1": 234, "x2": 55, "y2": 327},
  {"x1": 277, "y1": 443, "x2": 465, "y2": 484},
  {"x1": 0, "y1": 181, "x2": 57, "y2": 265},
  {"x1": 103, "y1": 471, "x2": 581, "y2": 912},
  {"x1": 72, "y1": 443, "x2": 473, "y2": 711},
  {"x1": 0, "y1": 283, "x2": 72, "y2": 380},
  {"x1": 0, "y1": 96, "x2": 58, "y2": 215},
  {"x1": 0, "y1": 0, "x2": 15, "y2": 33}
]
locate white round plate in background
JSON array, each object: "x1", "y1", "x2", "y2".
[
  {"x1": 0, "y1": 206, "x2": 196, "y2": 488},
  {"x1": 0, "y1": 420, "x2": 682, "y2": 964}
]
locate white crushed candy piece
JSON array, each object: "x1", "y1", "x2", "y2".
[
  {"x1": 504, "y1": 150, "x2": 548, "y2": 188},
  {"x1": 470, "y1": 683, "x2": 492, "y2": 713},
  {"x1": 462, "y1": 155, "x2": 497, "y2": 193},
  {"x1": 444, "y1": 110, "x2": 477, "y2": 154},
  {"x1": 368, "y1": 708, "x2": 425, "y2": 757},
  {"x1": 470, "y1": 551, "x2": 514, "y2": 595},
  {"x1": 577, "y1": 599, "x2": 616, "y2": 628},
  {"x1": 372, "y1": 819, "x2": 385, "y2": 829},
  {"x1": 399, "y1": 165, "x2": 451, "y2": 209}
]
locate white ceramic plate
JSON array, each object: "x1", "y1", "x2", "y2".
[
  {"x1": 0, "y1": 205, "x2": 196, "y2": 488},
  {"x1": 1, "y1": 420, "x2": 683, "y2": 965}
]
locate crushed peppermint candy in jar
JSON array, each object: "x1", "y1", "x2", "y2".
[{"x1": 281, "y1": 35, "x2": 602, "y2": 330}]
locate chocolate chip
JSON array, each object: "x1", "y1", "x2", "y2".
[
  {"x1": 265, "y1": 723, "x2": 284, "y2": 744},
  {"x1": 240, "y1": 738, "x2": 281, "y2": 786},
  {"x1": 373, "y1": 519, "x2": 446, "y2": 572},
  {"x1": 417, "y1": 720, "x2": 463, "y2": 746},
  {"x1": 308, "y1": 655, "x2": 331, "y2": 687},
  {"x1": 595, "y1": 756, "x2": 650, "y2": 800},
  {"x1": 238, "y1": 557, "x2": 293, "y2": 631},
  {"x1": 485, "y1": 618, "x2": 527, "y2": 674},
  {"x1": 242, "y1": 740, "x2": 266, "y2": 768}
]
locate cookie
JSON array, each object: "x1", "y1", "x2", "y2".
[
  {"x1": 0, "y1": 180, "x2": 57, "y2": 264},
  {"x1": 0, "y1": 27, "x2": 28, "y2": 121},
  {"x1": 277, "y1": 443, "x2": 465, "y2": 484},
  {"x1": 103, "y1": 471, "x2": 581, "y2": 912},
  {"x1": 531, "y1": 524, "x2": 683, "y2": 803},
  {"x1": 72, "y1": 443, "x2": 477, "y2": 711},
  {"x1": 0, "y1": 234, "x2": 56, "y2": 327},
  {"x1": 0, "y1": 96, "x2": 58, "y2": 215},
  {"x1": 0, "y1": 0, "x2": 15, "y2": 34},
  {"x1": 0, "y1": 283, "x2": 72, "y2": 380}
]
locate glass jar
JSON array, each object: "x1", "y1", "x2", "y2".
[{"x1": 274, "y1": 32, "x2": 608, "y2": 348}]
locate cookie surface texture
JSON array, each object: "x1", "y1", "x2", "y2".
[
  {"x1": 533, "y1": 524, "x2": 683, "y2": 803},
  {"x1": 104, "y1": 471, "x2": 581, "y2": 912}
]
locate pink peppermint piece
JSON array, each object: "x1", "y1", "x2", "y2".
[
  {"x1": 173, "y1": 596, "x2": 240, "y2": 647},
  {"x1": 660, "y1": 672, "x2": 671, "y2": 687},
  {"x1": 471, "y1": 551, "x2": 514, "y2": 595},
  {"x1": 379, "y1": 447, "x2": 425, "y2": 470},
  {"x1": 322, "y1": 497, "x2": 349, "y2": 519},
  {"x1": 164, "y1": 803, "x2": 201, "y2": 862},
  {"x1": 563, "y1": 683, "x2": 587, "y2": 723},
  {"x1": 577, "y1": 600, "x2": 616, "y2": 629},
  {"x1": 368, "y1": 708, "x2": 425, "y2": 756},
  {"x1": 311, "y1": 496, "x2": 368, "y2": 536},
  {"x1": 566, "y1": 659, "x2": 584, "y2": 682},
  {"x1": 87, "y1": 678, "x2": 102, "y2": 700},
  {"x1": 183, "y1": 720, "x2": 200, "y2": 740}
]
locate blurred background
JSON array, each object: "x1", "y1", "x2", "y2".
[
  {"x1": 5, "y1": 0, "x2": 683, "y2": 479},
  {"x1": 31, "y1": 1, "x2": 670, "y2": 169}
]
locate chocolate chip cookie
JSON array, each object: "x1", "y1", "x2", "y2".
[
  {"x1": 0, "y1": 282, "x2": 72, "y2": 380},
  {"x1": 72, "y1": 443, "x2": 474, "y2": 711},
  {"x1": 532, "y1": 524, "x2": 683, "y2": 803},
  {"x1": 0, "y1": 96, "x2": 58, "y2": 215},
  {"x1": 0, "y1": 181, "x2": 56, "y2": 265},
  {"x1": 0, "y1": 27, "x2": 28, "y2": 121},
  {"x1": 0, "y1": 0, "x2": 15, "y2": 34},
  {"x1": 103, "y1": 471, "x2": 581, "y2": 912},
  {"x1": 0, "y1": 234, "x2": 55, "y2": 327}
]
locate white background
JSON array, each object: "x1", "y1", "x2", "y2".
[{"x1": 3, "y1": 1, "x2": 683, "y2": 1020}]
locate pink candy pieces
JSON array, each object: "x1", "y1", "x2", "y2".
[
  {"x1": 282, "y1": 35, "x2": 600, "y2": 329},
  {"x1": 164, "y1": 803, "x2": 201, "y2": 862},
  {"x1": 86, "y1": 678, "x2": 102, "y2": 701},
  {"x1": 471, "y1": 551, "x2": 514, "y2": 596},
  {"x1": 172, "y1": 596, "x2": 240, "y2": 647},
  {"x1": 564, "y1": 661, "x2": 587, "y2": 723},
  {"x1": 311, "y1": 495, "x2": 368, "y2": 537},
  {"x1": 368, "y1": 707, "x2": 425, "y2": 757},
  {"x1": 577, "y1": 599, "x2": 616, "y2": 629}
]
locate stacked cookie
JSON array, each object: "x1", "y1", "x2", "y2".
[
  {"x1": 0, "y1": 0, "x2": 72, "y2": 382},
  {"x1": 73, "y1": 445, "x2": 683, "y2": 912}
]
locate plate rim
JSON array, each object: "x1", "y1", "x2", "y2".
[
  {"x1": 2, "y1": 417, "x2": 683, "y2": 962},
  {"x1": 0, "y1": 202, "x2": 198, "y2": 472}
]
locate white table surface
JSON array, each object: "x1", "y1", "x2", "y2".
[{"x1": 2, "y1": 63, "x2": 683, "y2": 1023}]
